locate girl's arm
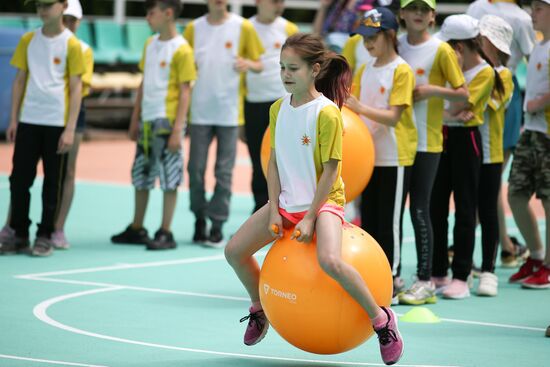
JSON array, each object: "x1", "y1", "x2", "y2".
[
  {"x1": 294, "y1": 159, "x2": 339, "y2": 243},
  {"x1": 345, "y1": 94, "x2": 406, "y2": 127},
  {"x1": 267, "y1": 149, "x2": 283, "y2": 238},
  {"x1": 526, "y1": 92, "x2": 550, "y2": 114},
  {"x1": 58, "y1": 75, "x2": 82, "y2": 153},
  {"x1": 414, "y1": 84, "x2": 469, "y2": 103},
  {"x1": 7, "y1": 69, "x2": 27, "y2": 142}
]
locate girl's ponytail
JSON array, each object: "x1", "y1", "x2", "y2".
[{"x1": 316, "y1": 52, "x2": 352, "y2": 109}]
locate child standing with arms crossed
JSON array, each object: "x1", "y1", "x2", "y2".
[
  {"x1": 397, "y1": 0, "x2": 468, "y2": 305},
  {"x1": 430, "y1": 14, "x2": 499, "y2": 299},
  {"x1": 225, "y1": 34, "x2": 404, "y2": 365},
  {"x1": 0, "y1": 0, "x2": 83, "y2": 257},
  {"x1": 345, "y1": 7, "x2": 417, "y2": 304},
  {"x1": 111, "y1": 0, "x2": 196, "y2": 250},
  {"x1": 184, "y1": 0, "x2": 264, "y2": 247},
  {"x1": 476, "y1": 15, "x2": 514, "y2": 296},
  {"x1": 244, "y1": 0, "x2": 298, "y2": 213},
  {"x1": 507, "y1": 0, "x2": 550, "y2": 289}
]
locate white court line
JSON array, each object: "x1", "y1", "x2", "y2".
[
  {"x1": 22, "y1": 274, "x2": 546, "y2": 333},
  {"x1": 0, "y1": 353, "x2": 109, "y2": 367},
  {"x1": 33, "y1": 287, "x2": 460, "y2": 367}
]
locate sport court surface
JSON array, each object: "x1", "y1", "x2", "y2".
[{"x1": 0, "y1": 139, "x2": 548, "y2": 367}]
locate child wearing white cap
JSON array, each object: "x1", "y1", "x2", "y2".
[
  {"x1": 49, "y1": 0, "x2": 94, "y2": 249},
  {"x1": 466, "y1": 0, "x2": 536, "y2": 269},
  {"x1": 430, "y1": 14, "x2": 505, "y2": 299},
  {"x1": 476, "y1": 14, "x2": 514, "y2": 297},
  {"x1": 345, "y1": 7, "x2": 418, "y2": 305},
  {"x1": 507, "y1": 0, "x2": 550, "y2": 291},
  {"x1": 397, "y1": 0, "x2": 469, "y2": 306}
]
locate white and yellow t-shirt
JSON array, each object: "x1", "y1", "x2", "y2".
[
  {"x1": 341, "y1": 34, "x2": 373, "y2": 75},
  {"x1": 480, "y1": 66, "x2": 513, "y2": 164},
  {"x1": 353, "y1": 57, "x2": 417, "y2": 167},
  {"x1": 270, "y1": 94, "x2": 345, "y2": 212},
  {"x1": 139, "y1": 34, "x2": 196, "y2": 122},
  {"x1": 398, "y1": 35, "x2": 465, "y2": 152},
  {"x1": 246, "y1": 16, "x2": 298, "y2": 103},
  {"x1": 446, "y1": 61, "x2": 494, "y2": 128},
  {"x1": 524, "y1": 40, "x2": 550, "y2": 135},
  {"x1": 184, "y1": 13, "x2": 264, "y2": 126},
  {"x1": 10, "y1": 28, "x2": 84, "y2": 127},
  {"x1": 80, "y1": 40, "x2": 94, "y2": 98}
]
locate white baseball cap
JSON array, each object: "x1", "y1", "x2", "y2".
[
  {"x1": 435, "y1": 14, "x2": 479, "y2": 42},
  {"x1": 479, "y1": 15, "x2": 513, "y2": 56},
  {"x1": 64, "y1": 0, "x2": 83, "y2": 19}
]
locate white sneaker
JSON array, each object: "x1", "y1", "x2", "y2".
[
  {"x1": 399, "y1": 280, "x2": 437, "y2": 305},
  {"x1": 477, "y1": 272, "x2": 498, "y2": 296}
]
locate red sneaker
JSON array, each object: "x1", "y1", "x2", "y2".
[
  {"x1": 509, "y1": 257, "x2": 543, "y2": 283},
  {"x1": 521, "y1": 266, "x2": 550, "y2": 289}
]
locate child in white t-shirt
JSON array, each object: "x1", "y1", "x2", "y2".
[{"x1": 1, "y1": 0, "x2": 84, "y2": 257}]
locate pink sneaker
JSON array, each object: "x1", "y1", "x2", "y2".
[
  {"x1": 442, "y1": 279, "x2": 470, "y2": 299},
  {"x1": 240, "y1": 307, "x2": 269, "y2": 346},
  {"x1": 373, "y1": 307, "x2": 404, "y2": 365},
  {"x1": 0, "y1": 225, "x2": 15, "y2": 243},
  {"x1": 521, "y1": 266, "x2": 550, "y2": 289},
  {"x1": 51, "y1": 230, "x2": 70, "y2": 250},
  {"x1": 431, "y1": 276, "x2": 451, "y2": 295}
]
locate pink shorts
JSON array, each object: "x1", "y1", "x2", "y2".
[{"x1": 279, "y1": 203, "x2": 345, "y2": 226}]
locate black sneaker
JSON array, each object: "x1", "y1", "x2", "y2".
[
  {"x1": 111, "y1": 225, "x2": 150, "y2": 245},
  {"x1": 0, "y1": 236, "x2": 31, "y2": 255},
  {"x1": 147, "y1": 229, "x2": 177, "y2": 250},
  {"x1": 204, "y1": 227, "x2": 226, "y2": 248},
  {"x1": 193, "y1": 218, "x2": 208, "y2": 244}
]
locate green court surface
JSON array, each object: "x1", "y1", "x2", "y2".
[{"x1": 0, "y1": 175, "x2": 548, "y2": 367}]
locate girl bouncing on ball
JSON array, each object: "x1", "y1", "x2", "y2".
[{"x1": 224, "y1": 33, "x2": 404, "y2": 366}]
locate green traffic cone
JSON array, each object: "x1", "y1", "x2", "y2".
[{"x1": 400, "y1": 307, "x2": 441, "y2": 324}]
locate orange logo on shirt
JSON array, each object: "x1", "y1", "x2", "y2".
[
  {"x1": 53, "y1": 57, "x2": 61, "y2": 65},
  {"x1": 160, "y1": 61, "x2": 167, "y2": 68},
  {"x1": 301, "y1": 134, "x2": 311, "y2": 146},
  {"x1": 274, "y1": 42, "x2": 281, "y2": 49},
  {"x1": 416, "y1": 68, "x2": 425, "y2": 76},
  {"x1": 380, "y1": 86, "x2": 386, "y2": 94},
  {"x1": 225, "y1": 41, "x2": 233, "y2": 49},
  {"x1": 537, "y1": 62, "x2": 542, "y2": 71}
]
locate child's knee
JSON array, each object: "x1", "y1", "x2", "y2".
[{"x1": 318, "y1": 253, "x2": 343, "y2": 277}]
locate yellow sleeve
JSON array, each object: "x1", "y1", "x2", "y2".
[
  {"x1": 82, "y1": 46, "x2": 94, "y2": 97},
  {"x1": 269, "y1": 99, "x2": 284, "y2": 149},
  {"x1": 351, "y1": 64, "x2": 366, "y2": 98},
  {"x1": 10, "y1": 32, "x2": 35, "y2": 71},
  {"x1": 437, "y1": 42, "x2": 465, "y2": 88},
  {"x1": 139, "y1": 36, "x2": 154, "y2": 72},
  {"x1": 174, "y1": 43, "x2": 197, "y2": 84},
  {"x1": 389, "y1": 63, "x2": 415, "y2": 107},
  {"x1": 239, "y1": 19, "x2": 265, "y2": 61},
  {"x1": 342, "y1": 35, "x2": 361, "y2": 72},
  {"x1": 468, "y1": 66, "x2": 494, "y2": 107},
  {"x1": 285, "y1": 21, "x2": 299, "y2": 36},
  {"x1": 67, "y1": 36, "x2": 85, "y2": 76},
  {"x1": 183, "y1": 22, "x2": 194, "y2": 48},
  {"x1": 318, "y1": 105, "x2": 344, "y2": 162}
]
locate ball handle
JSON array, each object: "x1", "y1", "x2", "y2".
[{"x1": 270, "y1": 224, "x2": 301, "y2": 238}]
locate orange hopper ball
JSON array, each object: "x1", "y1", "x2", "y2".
[
  {"x1": 260, "y1": 107, "x2": 375, "y2": 202},
  {"x1": 259, "y1": 223, "x2": 392, "y2": 354}
]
